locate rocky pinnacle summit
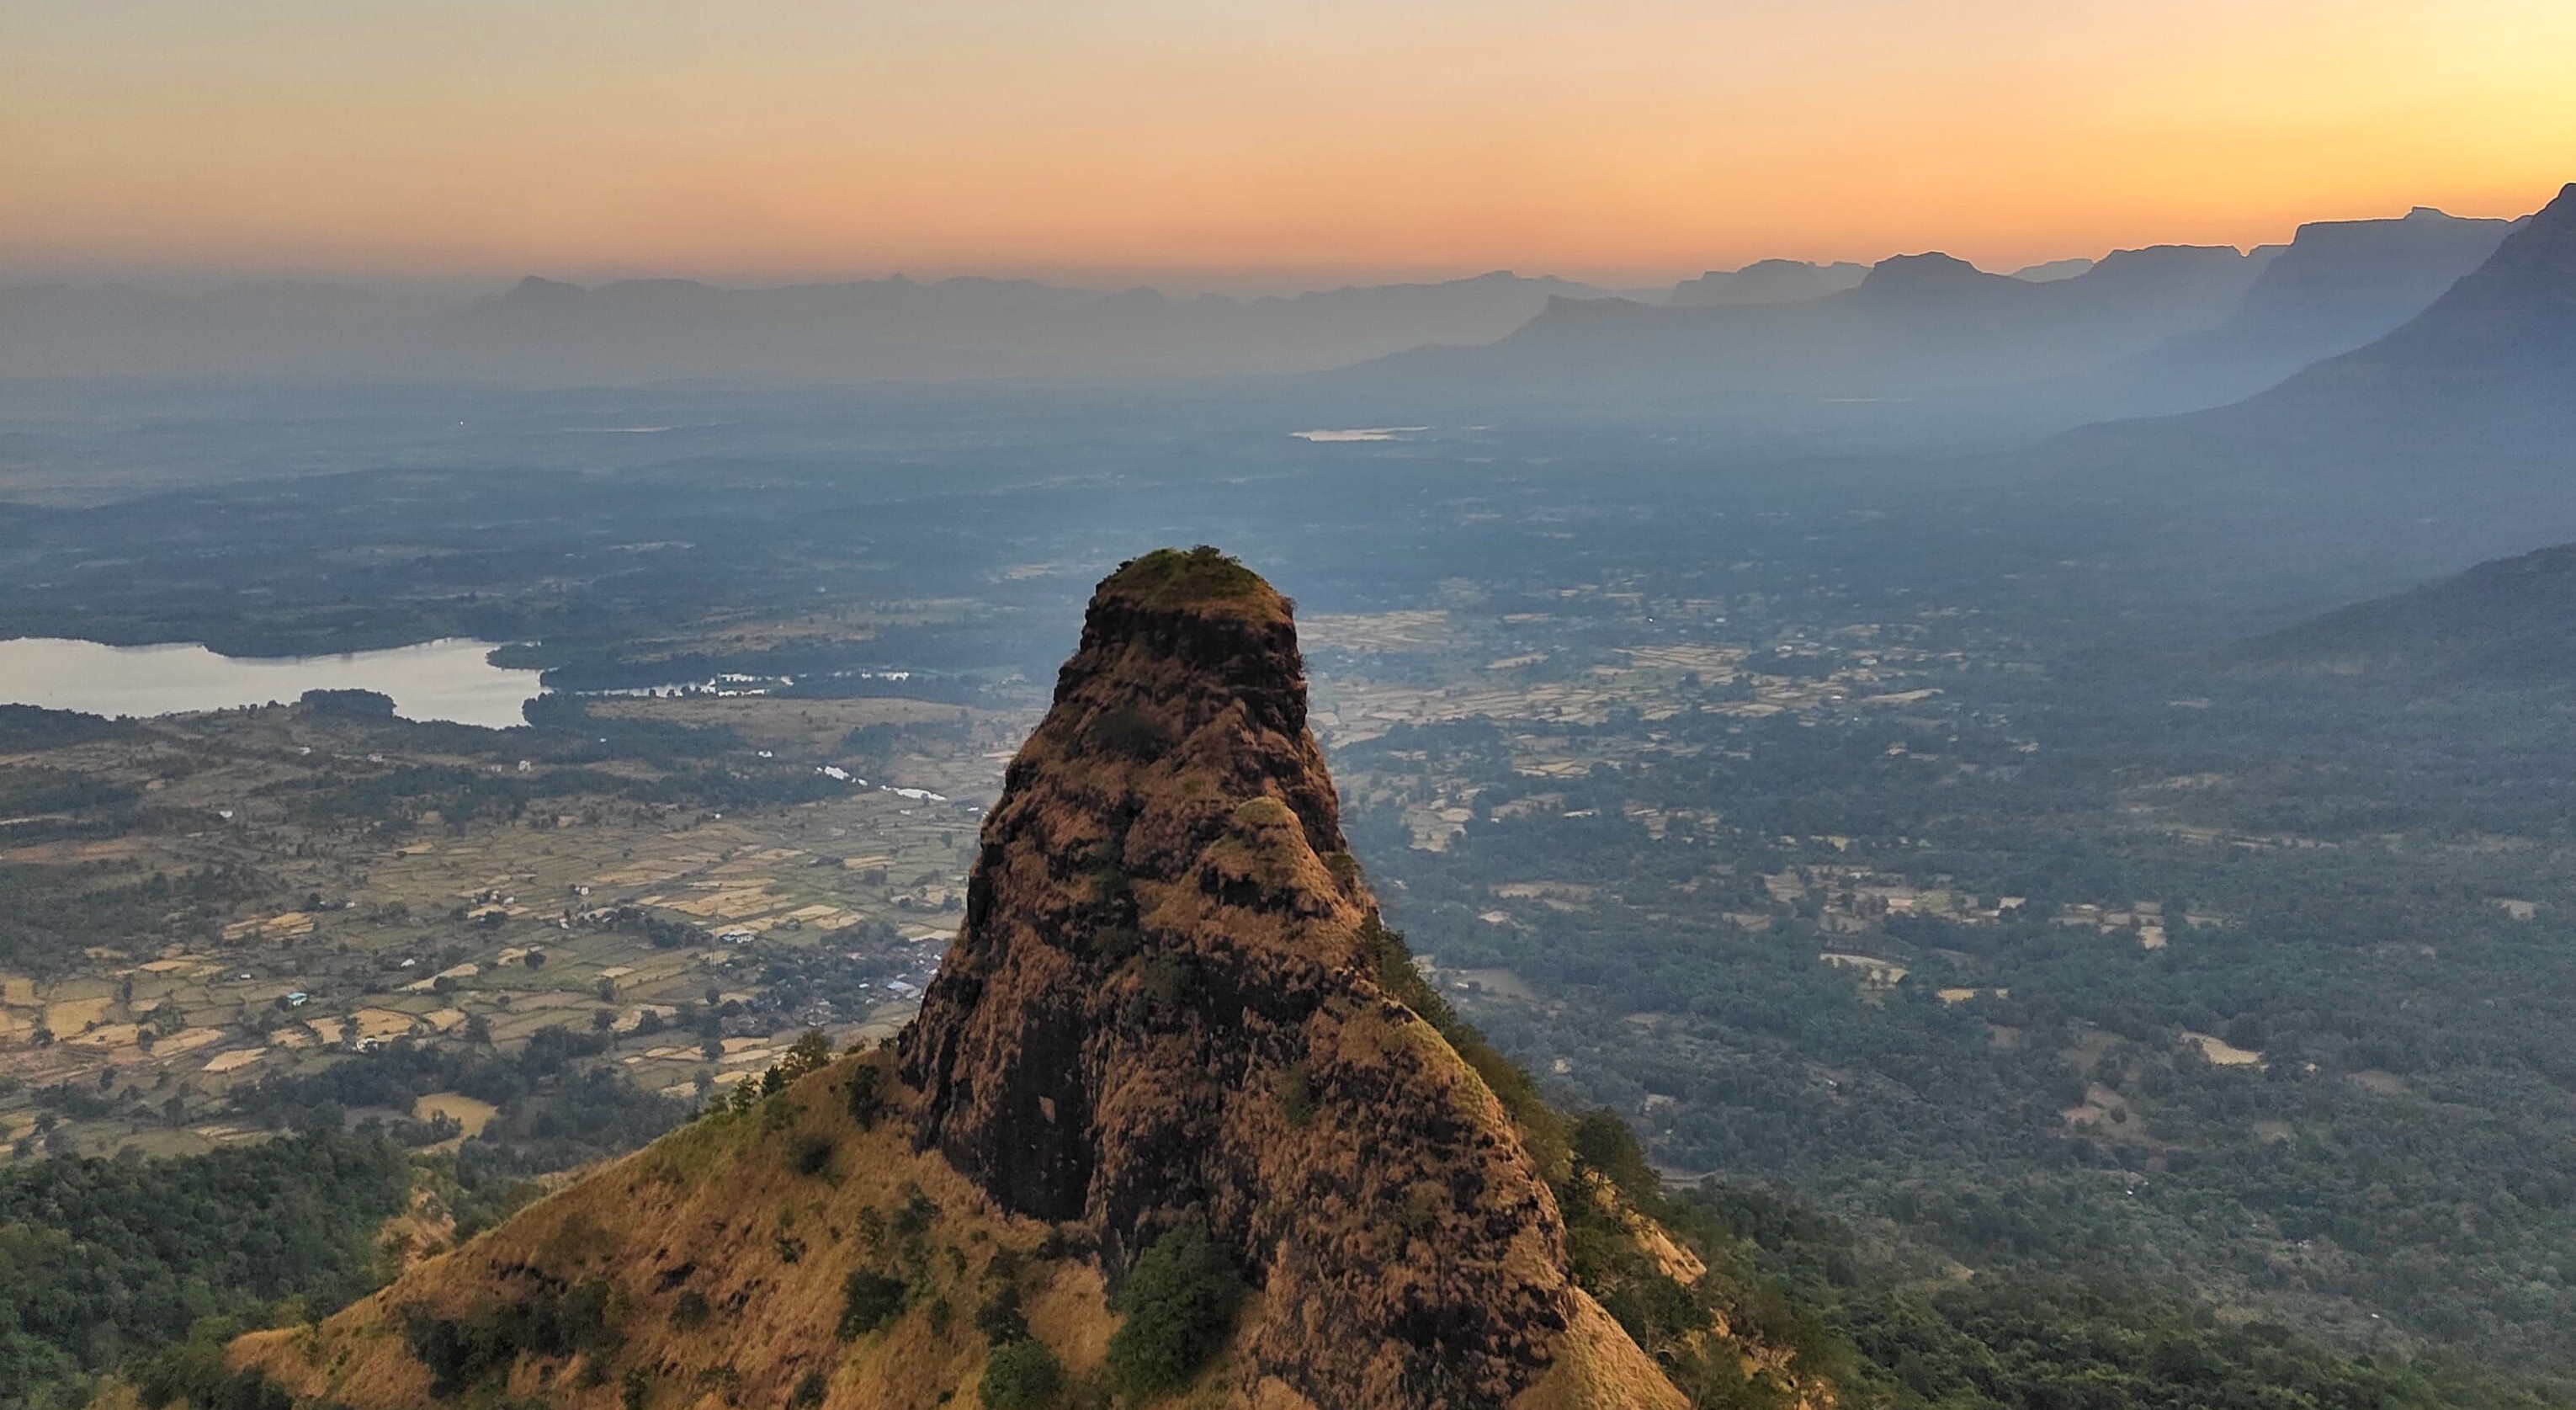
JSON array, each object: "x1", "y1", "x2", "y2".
[{"x1": 900, "y1": 547, "x2": 1660, "y2": 1407}]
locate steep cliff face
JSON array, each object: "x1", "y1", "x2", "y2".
[{"x1": 900, "y1": 547, "x2": 1589, "y2": 1407}]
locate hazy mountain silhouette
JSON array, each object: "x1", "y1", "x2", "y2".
[
  {"x1": 1665, "y1": 258, "x2": 1867, "y2": 306},
  {"x1": 2324, "y1": 194, "x2": 2576, "y2": 372},
  {"x1": 0, "y1": 281, "x2": 424, "y2": 379},
  {"x1": 0, "y1": 271, "x2": 1634, "y2": 383},
  {"x1": 2122, "y1": 184, "x2": 2573, "y2": 431},
  {"x1": 1352, "y1": 243, "x2": 2271, "y2": 404},
  {"x1": 2096, "y1": 206, "x2": 2517, "y2": 412},
  {"x1": 2048, "y1": 184, "x2": 2576, "y2": 567},
  {"x1": 2, "y1": 200, "x2": 2537, "y2": 426},
  {"x1": 2010, "y1": 258, "x2": 2096, "y2": 283}
]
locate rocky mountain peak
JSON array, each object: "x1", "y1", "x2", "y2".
[
  {"x1": 1857, "y1": 251, "x2": 1999, "y2": 297},
  {"x1": 214, "y1": 547, "x2": 1780, "y2": 1410},
  {"x1": 898, "y1": 547, "x2": 1617, "y2": 1407}
]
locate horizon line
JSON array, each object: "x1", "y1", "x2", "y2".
[{"x1": 4, "y1": 196, "x2": 2541, "y2": 301}]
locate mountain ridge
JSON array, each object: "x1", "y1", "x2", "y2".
[
  {"x1": 2313, "y1": 184, "x2": 2576, "y2": 373},
  {"x1": 2014, "y1": 183, "x2": 2576, "y2": 618},
  {"x1": 0, "y1": 272, "x2": 1637, "y2": 384},
  {"x1": 2079, "y1": 182, "x2": 2576, "y2": 451},
  {"x1": 1346, "y1": 241, "x2": 2272, "y2": 404},
  {"x1": 2091, "y1": 205, "x2": 2520, "y2": 411},
  {"x1": 1665, "y1": 259, "x2": 1867, "y2": 307}
]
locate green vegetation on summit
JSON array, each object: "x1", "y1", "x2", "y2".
[{"x1": 1095, "y1": 547, "x2": 1278, "y2": 612}]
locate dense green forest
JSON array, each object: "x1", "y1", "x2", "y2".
[
  {"x1": 1392, "y1": 907, "x2": 2568, "y2": 1410},
  {"x1": 1346, "y1": 661, "x2": 2576, "y2": 1380},
  {"x1": 0, "y1": 1132, "x2": 410, "y2": 1410},
  {"x1": 1691, "y1": 1176, "x2": 2566, "y2": 1410},
  {"x1": 226, "y1": 1027, "x2": 691, "y2": 1193},
  {"x1": 0, "y1": 1026, "x2": 699, "y2": 1410}
]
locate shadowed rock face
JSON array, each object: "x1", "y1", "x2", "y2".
[{"x1": 900, "y1": 547, "x2": 1576, "y2": 1409}]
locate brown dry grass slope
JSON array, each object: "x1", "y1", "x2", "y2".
[{"x1": 235, "y1": 1053, "x2": 1098, "y2": 1410}]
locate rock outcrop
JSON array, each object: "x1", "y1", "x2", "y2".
[{"x1": 901, "y1": 546, "x2": 1587, "y2": 1407}]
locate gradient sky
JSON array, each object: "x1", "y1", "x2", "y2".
[{"x1": 4, "y1": 0, "x2": 2573, "y2": 289}]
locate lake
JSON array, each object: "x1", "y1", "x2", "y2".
[{"x1": 0, "y1": 637, "x2": 544, "y2": 729}]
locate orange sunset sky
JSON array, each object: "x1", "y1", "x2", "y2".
[{"x1": 3, "y1": 0, "x2": 2573, "y2": 289}]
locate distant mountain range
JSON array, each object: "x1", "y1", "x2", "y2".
[
  {"x1": 2314, "y1": 194, "x2": 2576, "y2": 375},
  {"x1": 2095, "y1": 206, "x2": 2518, "y2": 412},
  {"x1": 0, "y1": 281, "x2": 437, "y2": 380},
  {"x1": 435, "y1": 270, "x2": 1639, "y2": 381},
  {"x1": 0, "y1": 270, "x2": 1639, "y2": 383},
  {"x1": 1665, "y1": 258, "x2": 1866, "y2": 306},
  {"x1": 2085, "y1": 184, "x2": 2573, "y2": 453},
  {"x1": 2010, "y1": 258, "x2": 2098, "y2": 283},
  {"x1": 1351, "y1": 242, "x2": 2276, "y2": 404},
  {"x1": 1, "y1": 197, "x2": 2536, "y2": 397},
  {"x1": 1341, "y1": 203, "x2": 2543, "y2": 423},
  {"x1": 2051, "y1": 184, "x2": 2576, "y2": 580}
]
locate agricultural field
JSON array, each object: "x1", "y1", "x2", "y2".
[
  {"x1": 0, "y1": 692, "x2": 1026, "y2": 1165},
  {"x1": 1306, "y1": 598, "x2": 1958, "y2": 748}
]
